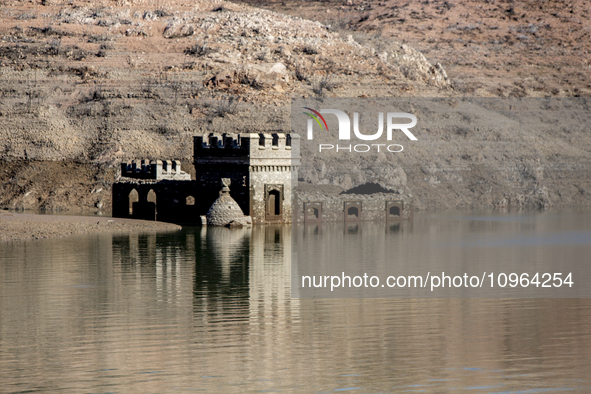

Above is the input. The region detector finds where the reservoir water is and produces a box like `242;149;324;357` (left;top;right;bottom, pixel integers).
1;210;590;393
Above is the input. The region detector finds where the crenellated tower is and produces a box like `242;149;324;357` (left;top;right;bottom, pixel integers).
193;132;300;224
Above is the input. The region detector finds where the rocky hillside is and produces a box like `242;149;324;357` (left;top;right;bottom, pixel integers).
0;0;589;212
231;0;591;98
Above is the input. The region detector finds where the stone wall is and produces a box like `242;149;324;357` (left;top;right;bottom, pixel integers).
249;165;296;224
294;191;413;223
193;132;300;224
121;159;190;181
114;132;302;224
113;180;206;224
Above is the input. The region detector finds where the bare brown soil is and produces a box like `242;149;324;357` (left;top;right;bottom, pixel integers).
0;0;450;212
0;211;181;241
231;0;591;97
0;0;589;214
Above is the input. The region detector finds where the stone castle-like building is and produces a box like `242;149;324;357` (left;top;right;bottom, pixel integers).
112;132;412;225
112;133;300;225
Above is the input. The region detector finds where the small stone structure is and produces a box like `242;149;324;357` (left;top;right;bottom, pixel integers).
206;179;253;227
295;191;412;223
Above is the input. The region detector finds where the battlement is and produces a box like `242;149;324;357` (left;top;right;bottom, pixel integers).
121;159;191;180
193;133;300;159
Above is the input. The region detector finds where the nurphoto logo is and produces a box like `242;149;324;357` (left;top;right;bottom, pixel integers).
302;106;418;153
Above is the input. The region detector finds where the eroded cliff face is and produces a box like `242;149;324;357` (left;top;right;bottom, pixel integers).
0;0;589;212
229;0;591;98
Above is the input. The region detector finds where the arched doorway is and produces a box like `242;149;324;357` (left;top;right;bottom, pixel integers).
264;184;284;221
267;190;281;217
146;189;157;220
129;189;139;216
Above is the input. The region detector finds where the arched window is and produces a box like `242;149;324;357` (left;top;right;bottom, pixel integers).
186;195;195;205
311;208;319;219
304;202;322;223
386;201;403;220
129;189;139;215
147;189;157;204
344;202;362;221
389;206;400;216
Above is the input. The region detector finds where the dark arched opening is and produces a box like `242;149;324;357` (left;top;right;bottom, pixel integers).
389;206;400;216
311;208;319;219
147;189;157;204
347;207;359;218
267;190;281;216
129;189;139;216
146;189;157;221
304;202;322;223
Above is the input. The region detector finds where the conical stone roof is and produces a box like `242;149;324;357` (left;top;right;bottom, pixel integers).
206;192;246;226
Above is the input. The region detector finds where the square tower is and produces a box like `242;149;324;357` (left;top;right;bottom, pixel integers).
193;132;300;224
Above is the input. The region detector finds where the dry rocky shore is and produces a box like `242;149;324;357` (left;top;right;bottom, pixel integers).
0;211;181;241
0;0;589;220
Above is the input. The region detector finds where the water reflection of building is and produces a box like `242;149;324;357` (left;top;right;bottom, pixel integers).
110;225;294;320
3;217;591;391
112;232;197;309
248;225;293;317
190;225;294;320
106;223;591;390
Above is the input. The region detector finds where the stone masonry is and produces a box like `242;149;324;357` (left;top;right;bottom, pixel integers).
112;132;412;225
112;132;300;225
193;132;300;224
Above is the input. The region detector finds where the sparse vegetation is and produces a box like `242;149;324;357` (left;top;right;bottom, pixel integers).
154;9;172;18
294;61;310;82
313;75;338;97
153;123;176;135
302;45;319;55
184;39;212;57
238;69;263;89
212;96;239;117
16;12;36;21
84;86;106;102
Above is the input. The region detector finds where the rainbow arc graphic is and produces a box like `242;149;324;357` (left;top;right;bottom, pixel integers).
303;107;329;132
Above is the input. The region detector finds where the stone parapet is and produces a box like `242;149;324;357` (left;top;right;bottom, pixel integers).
120;159;190;180
193;133;300;167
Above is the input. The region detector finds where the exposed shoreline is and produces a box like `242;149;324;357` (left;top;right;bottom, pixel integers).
0;212;182;242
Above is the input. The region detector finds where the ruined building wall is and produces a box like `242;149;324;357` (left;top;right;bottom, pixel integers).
112;131;417;226
294;192;413;223
112;180;202;224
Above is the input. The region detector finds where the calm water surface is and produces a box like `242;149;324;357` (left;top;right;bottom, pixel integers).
1;210;590;393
